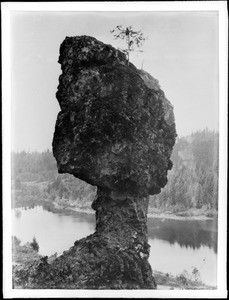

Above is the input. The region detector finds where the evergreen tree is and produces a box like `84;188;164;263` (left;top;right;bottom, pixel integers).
110;25;146;65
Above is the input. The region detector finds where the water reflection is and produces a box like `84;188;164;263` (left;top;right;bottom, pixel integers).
147;218;217;253
41;202;95;224
149;238;217;286
12;206;95;256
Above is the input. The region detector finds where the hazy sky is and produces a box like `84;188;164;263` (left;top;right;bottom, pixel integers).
11;11;219;151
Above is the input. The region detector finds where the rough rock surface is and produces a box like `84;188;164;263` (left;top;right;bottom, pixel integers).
53;35;176;197
13;36;176;289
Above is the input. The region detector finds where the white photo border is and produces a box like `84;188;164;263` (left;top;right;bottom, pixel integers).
2;1;228;298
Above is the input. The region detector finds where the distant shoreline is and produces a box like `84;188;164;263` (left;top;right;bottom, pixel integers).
13;198;217;221
51;201;217;221
147;212;217;221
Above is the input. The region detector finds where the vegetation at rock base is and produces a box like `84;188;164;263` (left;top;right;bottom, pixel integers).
12;129;219;216
12;236;42;266
154;270;215;290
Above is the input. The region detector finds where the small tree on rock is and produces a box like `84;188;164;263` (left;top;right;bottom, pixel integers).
110;25;146;65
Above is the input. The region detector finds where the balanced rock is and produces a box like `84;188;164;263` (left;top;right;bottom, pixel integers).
13;36;176;289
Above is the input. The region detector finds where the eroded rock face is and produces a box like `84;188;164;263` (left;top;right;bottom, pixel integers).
12;36;176;289
53;35;176;197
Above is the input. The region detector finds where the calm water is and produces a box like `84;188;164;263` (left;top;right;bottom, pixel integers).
12;206;217;286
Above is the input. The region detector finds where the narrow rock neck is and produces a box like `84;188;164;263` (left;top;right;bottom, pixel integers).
91;188;149;249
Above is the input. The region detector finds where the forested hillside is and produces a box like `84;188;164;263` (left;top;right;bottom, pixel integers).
150;129;219;212
11;149;96;210
12;129;219;213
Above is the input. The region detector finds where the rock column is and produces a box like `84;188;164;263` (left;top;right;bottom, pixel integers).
52;35;176;289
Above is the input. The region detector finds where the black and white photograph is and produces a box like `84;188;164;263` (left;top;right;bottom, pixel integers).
2;1;228;298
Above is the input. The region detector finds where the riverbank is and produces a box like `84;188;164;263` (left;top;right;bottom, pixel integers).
51;201;217;221
154;270;216;290
12;236;215;290
148;208;218;221
13;198;217;222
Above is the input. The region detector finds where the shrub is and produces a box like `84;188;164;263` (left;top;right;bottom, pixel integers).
30;236;39;252
12;236;21;247
176;270;189;286
192;267;201;282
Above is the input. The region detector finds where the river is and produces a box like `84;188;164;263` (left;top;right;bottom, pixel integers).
12;205;217;287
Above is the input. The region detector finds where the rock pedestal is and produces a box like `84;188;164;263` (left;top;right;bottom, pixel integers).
13;36;176;289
